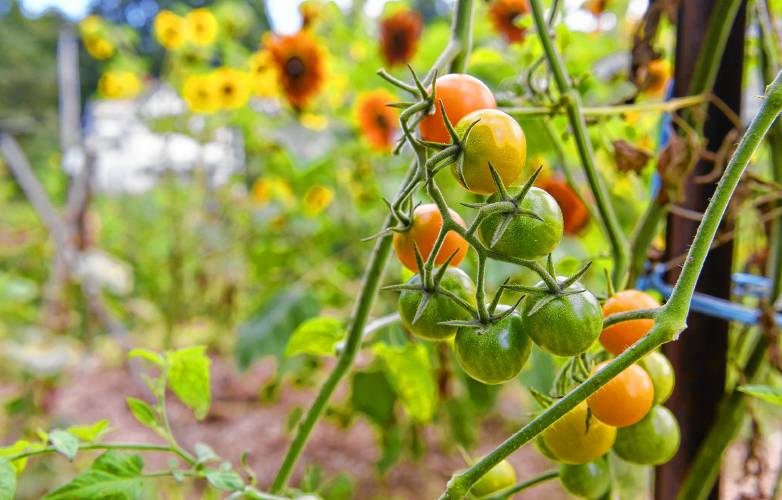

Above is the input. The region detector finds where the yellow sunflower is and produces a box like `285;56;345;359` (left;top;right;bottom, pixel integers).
266;31;327;110
83;35;115;60
186;8;218;47
154;10;187;50
98;71;142;100
488;0;529;44
182;73;219;113
644;59;671;96
79;14;103;36
248;50;279;97
355;89;399;151
303;185;334;216
212;67;251;110
251;177;294;208
379;9;423;67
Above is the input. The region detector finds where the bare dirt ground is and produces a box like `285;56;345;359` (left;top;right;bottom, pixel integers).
39;355;569;500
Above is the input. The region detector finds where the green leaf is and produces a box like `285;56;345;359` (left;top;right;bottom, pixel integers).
166;346;211;420
195;443;219;464
204;469;244;491
738;385;782;406
0;459;15;500
374;343;437;423
126;398;158;429
350;370;396;426
0;440;33;474
286;317;346;358
43;451;144;499
235;290;320;371
49;430;79;460
128;349;164;366
67;420;110;442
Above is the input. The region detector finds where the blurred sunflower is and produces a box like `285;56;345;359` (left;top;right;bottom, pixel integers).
98;71;142;100
303;185;334;216
213;67;252;110
355;89;399;151
266;31;327;110
182;74;219;113
584;0;608;17
378;9;422;67
538;176;590;235
79;14;102;36
248;50;279;97
154;10;187;50
299;1;321;30
488;0;529;44
251;177;294;208
83;35;115;60
643;59;671;96
215;1;253;38
186;8;219;47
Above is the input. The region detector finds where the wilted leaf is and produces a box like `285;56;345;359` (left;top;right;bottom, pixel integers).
43;451;143;500
613;139;651;173
235;290;320;371
374;343;437;423
0;459;15;500
166;346;211;420
350;370;397;426
286;316;346;357
657;130;699;203
49;430;79;460
738;385;782;406
126;398;157;429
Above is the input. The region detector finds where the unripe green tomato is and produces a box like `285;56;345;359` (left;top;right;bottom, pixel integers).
399;268;476;341
559;458;611;499
613;405;680;465
452;109;526;195
639;350;675;404
519;279;603;356
454;307;532;384
478;187;564;260
470;459;517;498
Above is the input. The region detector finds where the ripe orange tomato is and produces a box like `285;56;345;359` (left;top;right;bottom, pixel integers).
599;290;661;355
392;203;469;272
587;362;654;427
419;74;496;144
537;176;590;235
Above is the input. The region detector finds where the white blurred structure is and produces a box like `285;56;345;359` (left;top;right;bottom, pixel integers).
64;84;245;194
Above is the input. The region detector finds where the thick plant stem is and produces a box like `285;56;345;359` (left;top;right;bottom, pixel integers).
628;199;667;284
439;70;782;500
527;0;629;288
270;0;476;492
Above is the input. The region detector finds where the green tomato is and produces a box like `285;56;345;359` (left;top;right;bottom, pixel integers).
470;459;517;498
613;405;680;465
399;268;476;341
454;307;532;384
478;187;564;261
640;351;675;404
519;279;602;356
559;458;611;499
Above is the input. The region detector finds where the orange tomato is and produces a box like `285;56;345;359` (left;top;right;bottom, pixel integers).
392;204;469;272
538;176;589;235
419;74;496;144
587;362;654;427
599;290;661;354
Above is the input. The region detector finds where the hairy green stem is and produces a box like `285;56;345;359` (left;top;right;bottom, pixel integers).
527;0;629;288
602;307;660;328
8;442;181;462
502;95;708;118
439;69;782;500
270;0;477;492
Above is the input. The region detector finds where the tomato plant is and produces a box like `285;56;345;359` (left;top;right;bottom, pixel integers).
419;73;496;144
542;402;616;464
392;203;469;272
587;362;654;427
559;458;611;499
640;351;675;404
468;459;516;498
600;290;661;354
613;405;681;465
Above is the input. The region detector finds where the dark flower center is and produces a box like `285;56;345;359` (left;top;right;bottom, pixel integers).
285;56;306;78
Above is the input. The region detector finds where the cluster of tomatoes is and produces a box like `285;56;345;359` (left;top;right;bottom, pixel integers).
387;74;680;498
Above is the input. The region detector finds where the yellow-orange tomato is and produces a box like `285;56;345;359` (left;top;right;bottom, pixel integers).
419;74;496;144
392;204;469;272
538;176;590;235
600;290;661;354
588;362;654;427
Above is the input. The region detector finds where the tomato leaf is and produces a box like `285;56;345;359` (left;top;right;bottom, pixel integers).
0;459;16;500
286;316;345;357
350;370;397;426
204;469;244;491
126;397;158;429
49;430;79;460
738;385;782;406
0;440;36;474
67;420;111;443
374;343;437;423
166;346;211;420
128;348;164;366
42;451;144;499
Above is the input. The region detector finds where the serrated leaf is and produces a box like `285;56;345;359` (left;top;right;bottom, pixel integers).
350;370;396;426
43;451;144;500
49;430;79;460
235;290;320;371
195;443;219;464
0;459;15;500
285;317;346;358
204;469;244;491
67;420;110;443
738;385;782;406
126;398;158;429
166;346;211;420
374;343;437;423
128;348;164;366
